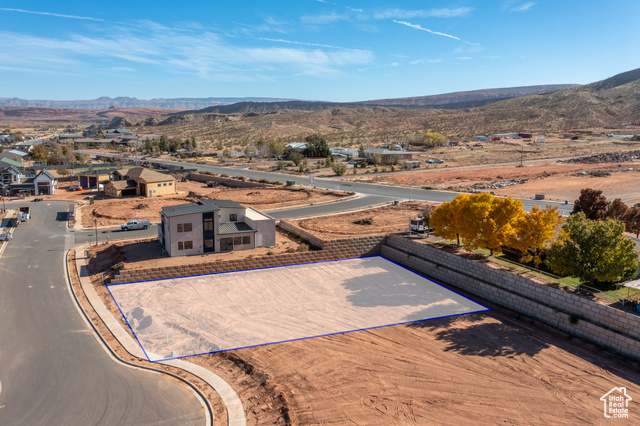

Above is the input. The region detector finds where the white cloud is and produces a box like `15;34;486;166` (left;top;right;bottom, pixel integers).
374;7;473;20
0;7;104;21
502;1;536;12
257;37;363;51
0;23;374;82
300;12;350;25
410;59;443;64
393;20;478;45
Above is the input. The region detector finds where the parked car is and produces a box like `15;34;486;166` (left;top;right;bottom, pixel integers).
120;219;151;231
425;159;434;164
32;197;43;202
348;160;359;164
433;159;445;163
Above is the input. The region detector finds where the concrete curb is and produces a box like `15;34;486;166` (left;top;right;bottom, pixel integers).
73;248;246;426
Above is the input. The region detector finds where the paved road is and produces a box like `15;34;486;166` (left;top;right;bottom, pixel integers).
77;151;575;214
0;200;206;426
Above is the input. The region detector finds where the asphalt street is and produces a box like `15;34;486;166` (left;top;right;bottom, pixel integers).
77;150;575;214
0;200;205;426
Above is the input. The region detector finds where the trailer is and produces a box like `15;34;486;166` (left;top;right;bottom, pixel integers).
17;206;31;222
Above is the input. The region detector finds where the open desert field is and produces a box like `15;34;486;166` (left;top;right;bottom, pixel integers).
346;159;640;205
291;201;434;239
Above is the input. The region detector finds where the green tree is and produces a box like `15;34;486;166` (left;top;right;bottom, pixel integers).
331;162;347;176
244;145;257;159
31;144;50;163
304;134;330;157
546;212;639;283
169;138;181;152
358;145;366;159
159;135;170;151
268;141;285;158
190;136;197;149
288;152;304;166
572;188;608;220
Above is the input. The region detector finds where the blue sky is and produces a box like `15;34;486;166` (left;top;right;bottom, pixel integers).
1;1;638;102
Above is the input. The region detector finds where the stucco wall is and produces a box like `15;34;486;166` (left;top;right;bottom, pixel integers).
167;212;203;256
381;234;640;361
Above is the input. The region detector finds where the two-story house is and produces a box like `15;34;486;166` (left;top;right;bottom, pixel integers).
158;199;276;257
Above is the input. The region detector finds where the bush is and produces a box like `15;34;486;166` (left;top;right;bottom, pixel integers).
331;162;347;176
111;261;124;270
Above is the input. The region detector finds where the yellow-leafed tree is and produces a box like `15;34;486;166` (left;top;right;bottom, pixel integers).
432;193;524;254
458;193;524;254
431;194;470;245
508;205;564;267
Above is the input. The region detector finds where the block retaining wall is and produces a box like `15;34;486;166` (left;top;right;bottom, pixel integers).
188;172;272;189
278;220;386;251
382;234;640;361
111;236;384;284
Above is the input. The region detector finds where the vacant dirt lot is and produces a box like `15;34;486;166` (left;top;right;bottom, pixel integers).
346;160;640;205
78;184;348;227
292;202;436;239
186;300;640;425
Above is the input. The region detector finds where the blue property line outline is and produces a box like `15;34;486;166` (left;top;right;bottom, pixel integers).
106;255;491;362
106;285;152;362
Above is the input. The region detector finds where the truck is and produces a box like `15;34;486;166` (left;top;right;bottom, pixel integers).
120;219;151;231
17;206;31;222
409;217;434;234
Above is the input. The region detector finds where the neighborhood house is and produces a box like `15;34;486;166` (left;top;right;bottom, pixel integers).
104;167;176;198
158;199;276;257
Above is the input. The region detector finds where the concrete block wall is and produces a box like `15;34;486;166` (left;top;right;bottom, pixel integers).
278;220;386;254
382;234;640;360
188;172;271;189
111;236;384;284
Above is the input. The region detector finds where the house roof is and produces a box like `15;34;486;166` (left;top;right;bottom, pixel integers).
218;222;256;235
7;149;28;157
125;167;174;183
35;169;55;180
0;158;25;168
161;199;244;218
78;168;116;176
286;142;307;149
107;179;138;190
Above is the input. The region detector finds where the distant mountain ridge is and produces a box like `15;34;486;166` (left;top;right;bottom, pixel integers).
0;84;578;112
0;96;297;110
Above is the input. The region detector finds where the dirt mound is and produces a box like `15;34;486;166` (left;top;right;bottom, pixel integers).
561;150;640;164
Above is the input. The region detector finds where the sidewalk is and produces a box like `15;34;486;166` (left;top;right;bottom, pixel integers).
0;210;15;258
74;250;246;426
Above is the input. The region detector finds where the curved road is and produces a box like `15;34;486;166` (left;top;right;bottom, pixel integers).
0;200;206;426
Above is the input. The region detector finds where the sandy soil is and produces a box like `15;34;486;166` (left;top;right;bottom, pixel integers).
493;170;640;205
78;184;348;227
292;202;436;239
346;160;640;205
107;257;486;360
191;304;640;425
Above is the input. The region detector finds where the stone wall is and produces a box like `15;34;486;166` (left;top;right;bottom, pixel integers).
382;234;640;360
278;220;386;252
111;236;384;284
188;172;271;189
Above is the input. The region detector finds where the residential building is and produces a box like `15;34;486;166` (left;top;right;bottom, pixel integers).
105;166;176;197
0;149;29;164
0;167;54;196
78;169;116;189
363;149;412;165
158;199;276;257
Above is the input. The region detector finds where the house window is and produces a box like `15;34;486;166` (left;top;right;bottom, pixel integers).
204;218;213;231
242;236;250;245
169;182;173;186
184;241;193;250
234;237;242;245
230;214;238;222
163;183;167;186
178;241;184;250
204;239;214;248
177;223;192;232
158;183;162;187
